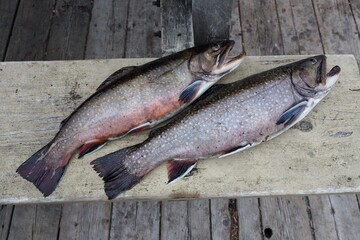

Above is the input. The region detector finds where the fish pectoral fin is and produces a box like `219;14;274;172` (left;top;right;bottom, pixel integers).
276;101;308;127
78;139;107;158
179;80;213;104
219;143;251;158
97;66;138;91
167;159;197;184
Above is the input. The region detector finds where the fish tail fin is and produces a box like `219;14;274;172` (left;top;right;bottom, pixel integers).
91;145;144;200
16;142;69;197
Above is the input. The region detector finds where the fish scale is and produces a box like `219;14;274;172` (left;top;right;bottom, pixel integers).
92;55;341;200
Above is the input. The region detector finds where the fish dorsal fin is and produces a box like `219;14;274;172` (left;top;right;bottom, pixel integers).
219;143;251;158
179;80;214;104
167;159;197;184
276;100;308;127
97;66;137;91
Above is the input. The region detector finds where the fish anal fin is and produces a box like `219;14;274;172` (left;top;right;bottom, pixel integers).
179;80;213;104
97;66;137;91
276;101;308;127
219;143;251;158
78;139;107;158
167;159;197;184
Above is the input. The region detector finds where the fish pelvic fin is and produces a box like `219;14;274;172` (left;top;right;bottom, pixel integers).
16;143;69;197
78;139;107;158
91;145;143;200
167;159;197;184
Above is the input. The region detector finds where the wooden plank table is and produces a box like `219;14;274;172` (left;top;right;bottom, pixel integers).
0;54;359;204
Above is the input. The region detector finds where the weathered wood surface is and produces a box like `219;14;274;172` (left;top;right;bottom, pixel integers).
0;54;358;204
0;0;19;60
110;201;160;240
192;0;234;45
5;0;56;61
237;198;262;240
161;0;193;55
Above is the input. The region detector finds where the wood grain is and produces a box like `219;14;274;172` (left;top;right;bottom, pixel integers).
161;0;193;55
0;55;358;204
86;0;130;59
237;198;262;240
239;0;283;55
0;0;19;60
5;0;56;61
58;202;111;240
260;197;313;239
0;205;13;240
329;195;360;239
313;0;360;64
210;199;231;240
308;195;338;240
276;0;323;54
192;0;234;45
189;200;211;239
161;201;189;239
125;0;161;57
45;0;93;60
109;201;160;240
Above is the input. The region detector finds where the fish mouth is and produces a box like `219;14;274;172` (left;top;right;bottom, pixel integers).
317;65;341;92
324;65;341;88
217;42;246;73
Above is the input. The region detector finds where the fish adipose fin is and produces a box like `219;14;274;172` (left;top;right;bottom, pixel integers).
91;145;142;200
78;139;107;158
167;160;197;184
97;66;137;91
276;101;308;127
179;80;213;104
16;143;68;197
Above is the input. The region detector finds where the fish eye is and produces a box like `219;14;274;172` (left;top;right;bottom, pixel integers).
309;58;317;64
212;43;221;51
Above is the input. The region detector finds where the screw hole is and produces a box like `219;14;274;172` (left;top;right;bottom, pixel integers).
264;227;273;238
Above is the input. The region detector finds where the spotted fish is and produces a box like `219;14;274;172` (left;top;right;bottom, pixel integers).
91;55;341;199
17;40;245;196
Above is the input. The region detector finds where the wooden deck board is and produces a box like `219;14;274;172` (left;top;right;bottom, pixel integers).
1;0;360;239
0;0;19;60
5;0;56;61
237;198;262;240
160;0;193;55
313;0;360;65
85;0;129;59
125;0;161;57
0;205;13;240
58;202;110;240
188;200;211;239
260;197;314;239
308;195;339;240
0;54;359;204
45;0;93;60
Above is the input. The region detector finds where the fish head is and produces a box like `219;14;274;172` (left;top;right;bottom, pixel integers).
291;55;341;98
189;40;246;82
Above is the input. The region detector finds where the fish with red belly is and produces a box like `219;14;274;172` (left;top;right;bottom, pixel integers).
91;55;341;199
17;40;245;196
